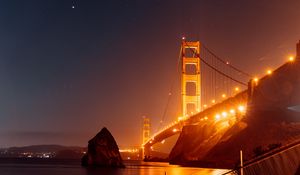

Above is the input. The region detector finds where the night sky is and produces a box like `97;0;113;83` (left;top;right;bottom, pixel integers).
1;0;300;147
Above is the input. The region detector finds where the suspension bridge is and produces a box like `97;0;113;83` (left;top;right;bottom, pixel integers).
142;39;257;157
122;39;300;173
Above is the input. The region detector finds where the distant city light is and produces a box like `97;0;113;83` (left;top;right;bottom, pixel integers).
235;87;240;92
222;94;226;98
289;56;295;62
119;149;139;153
267;69;272;75
212;99;216;104
172;128;178;132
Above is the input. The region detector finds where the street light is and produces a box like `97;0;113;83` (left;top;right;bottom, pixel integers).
238;105;245;112
222;111;227;118
235;87;240;92
289;56;295;62
215;114;221;120
230;109;235;114
222;94;226;98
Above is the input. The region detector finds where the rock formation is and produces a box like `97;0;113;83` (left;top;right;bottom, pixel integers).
81;127;124;168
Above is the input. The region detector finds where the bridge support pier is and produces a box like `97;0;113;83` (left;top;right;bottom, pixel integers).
143;145;151;160
248;79;258;103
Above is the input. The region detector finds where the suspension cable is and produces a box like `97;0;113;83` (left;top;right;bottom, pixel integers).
156;46;182;132
202;44;252;78
200;56;247;86
156;40;249;133
184;41;248;86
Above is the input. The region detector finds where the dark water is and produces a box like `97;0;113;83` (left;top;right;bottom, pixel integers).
0;159;230;175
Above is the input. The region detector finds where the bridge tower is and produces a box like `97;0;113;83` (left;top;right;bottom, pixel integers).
181;40;201;117
142;116;151;159
142;116;150;145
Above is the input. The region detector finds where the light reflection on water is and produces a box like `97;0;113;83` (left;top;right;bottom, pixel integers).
0;160;230;175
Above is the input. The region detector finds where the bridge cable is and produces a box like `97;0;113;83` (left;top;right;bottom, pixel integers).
156;41;248;135
202;44;253;78
200;57;247;86
156;46;182;132
184;41;248;86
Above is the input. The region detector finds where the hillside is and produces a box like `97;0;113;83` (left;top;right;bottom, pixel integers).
0;145;86;159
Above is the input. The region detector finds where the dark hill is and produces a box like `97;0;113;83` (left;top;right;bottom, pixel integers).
7;145;85;153
0;145;86;159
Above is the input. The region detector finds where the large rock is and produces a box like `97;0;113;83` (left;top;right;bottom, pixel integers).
81;127;124;168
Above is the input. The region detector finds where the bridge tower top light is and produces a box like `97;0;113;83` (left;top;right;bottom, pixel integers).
181;40;201;117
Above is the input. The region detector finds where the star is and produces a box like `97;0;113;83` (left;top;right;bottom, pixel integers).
72;6;75;9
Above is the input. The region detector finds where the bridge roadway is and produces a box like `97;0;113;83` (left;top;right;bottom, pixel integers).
143;90;249;150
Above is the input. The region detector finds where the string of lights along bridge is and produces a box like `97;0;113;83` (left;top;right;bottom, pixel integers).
141;38;297;157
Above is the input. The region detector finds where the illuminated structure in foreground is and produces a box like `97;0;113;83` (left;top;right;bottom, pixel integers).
142;39;250;157
181;41;201;116
141;39;300;160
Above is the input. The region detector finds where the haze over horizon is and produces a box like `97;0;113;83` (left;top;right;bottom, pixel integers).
1;0;300;148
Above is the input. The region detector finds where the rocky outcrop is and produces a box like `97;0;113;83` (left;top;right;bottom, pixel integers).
169;51;300;168
81;127;124;168
169;120;234;167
